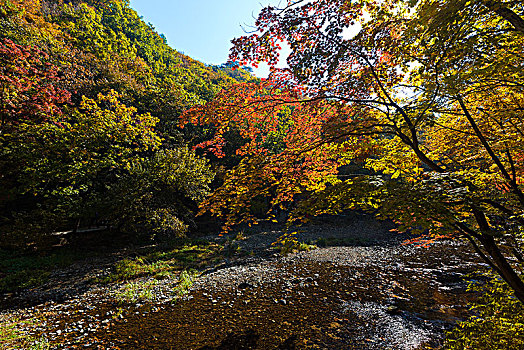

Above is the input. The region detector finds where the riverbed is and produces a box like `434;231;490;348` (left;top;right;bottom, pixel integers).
1;214;484;349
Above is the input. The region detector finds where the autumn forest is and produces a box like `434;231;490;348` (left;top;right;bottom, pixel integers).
1;0;524;349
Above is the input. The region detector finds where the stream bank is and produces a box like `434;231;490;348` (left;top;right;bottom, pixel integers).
1;213;484;349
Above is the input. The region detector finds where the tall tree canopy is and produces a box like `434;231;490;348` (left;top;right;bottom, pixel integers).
183;0;524;302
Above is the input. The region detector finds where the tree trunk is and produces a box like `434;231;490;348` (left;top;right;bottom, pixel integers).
480;233;524;303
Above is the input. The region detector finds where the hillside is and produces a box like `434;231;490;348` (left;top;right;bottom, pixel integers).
0;0;255;247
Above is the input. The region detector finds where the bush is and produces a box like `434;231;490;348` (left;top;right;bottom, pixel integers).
445;273;524;349
273;232;316;255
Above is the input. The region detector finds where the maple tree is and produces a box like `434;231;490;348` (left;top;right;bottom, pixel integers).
183;0;524;302
0;38;70;130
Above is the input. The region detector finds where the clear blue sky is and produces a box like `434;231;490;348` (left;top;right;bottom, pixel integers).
129;0;278;76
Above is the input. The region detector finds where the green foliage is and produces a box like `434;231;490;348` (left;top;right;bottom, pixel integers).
0;316;49;350
0;0;253;247
101;147;214;237
114;279;158;304
44;0;255;119
172;269;198;299
0;0;62;46
445;274;524;349
0;90;177;243
10;90;161;198
192;0;524;305
113;268;198;304
99;242;221;283
0;249;77;292
103;258;171;283
273;232;316;255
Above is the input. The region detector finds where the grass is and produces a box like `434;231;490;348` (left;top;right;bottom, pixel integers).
0;316;50;350
114;280;159;304
0;237;225;296
99;241;223;284
0;249;81;293
114;269;199;304
0;237;235;308
106;240;217;304
172;269;198;298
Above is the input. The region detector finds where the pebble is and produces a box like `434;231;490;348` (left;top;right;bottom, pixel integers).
0;217;483;350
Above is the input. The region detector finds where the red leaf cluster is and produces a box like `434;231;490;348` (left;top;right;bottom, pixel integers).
0;39;71;129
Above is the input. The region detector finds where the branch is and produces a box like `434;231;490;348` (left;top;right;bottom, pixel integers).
457;96;524;206
458;225;504;275
483;0;524;34
506;144;517;183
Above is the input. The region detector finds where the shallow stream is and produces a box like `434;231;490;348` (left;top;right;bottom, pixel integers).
45;242;481;349
2;215;484;349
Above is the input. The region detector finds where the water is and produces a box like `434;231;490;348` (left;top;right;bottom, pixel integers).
47;241;481;349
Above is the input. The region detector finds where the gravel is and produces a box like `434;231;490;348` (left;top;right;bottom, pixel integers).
1;212;483;349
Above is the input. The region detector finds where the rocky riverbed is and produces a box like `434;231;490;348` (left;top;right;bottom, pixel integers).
0;213;484;349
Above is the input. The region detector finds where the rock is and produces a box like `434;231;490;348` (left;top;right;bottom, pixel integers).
386;305;401;315
238;282;255;290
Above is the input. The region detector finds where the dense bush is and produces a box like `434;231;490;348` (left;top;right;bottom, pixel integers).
445;273;524;349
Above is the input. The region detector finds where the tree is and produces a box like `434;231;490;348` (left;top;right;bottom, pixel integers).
1;90;213;245
102;147;214;237
0;0;249;247
183;0;524;302
0;38;70;131
181;81;356;227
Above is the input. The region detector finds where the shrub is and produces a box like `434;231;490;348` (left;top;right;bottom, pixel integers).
273;232;316;255
114;280;158;304
445;274;524;349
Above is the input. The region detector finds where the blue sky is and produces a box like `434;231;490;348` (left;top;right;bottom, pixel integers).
129;0;280;77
